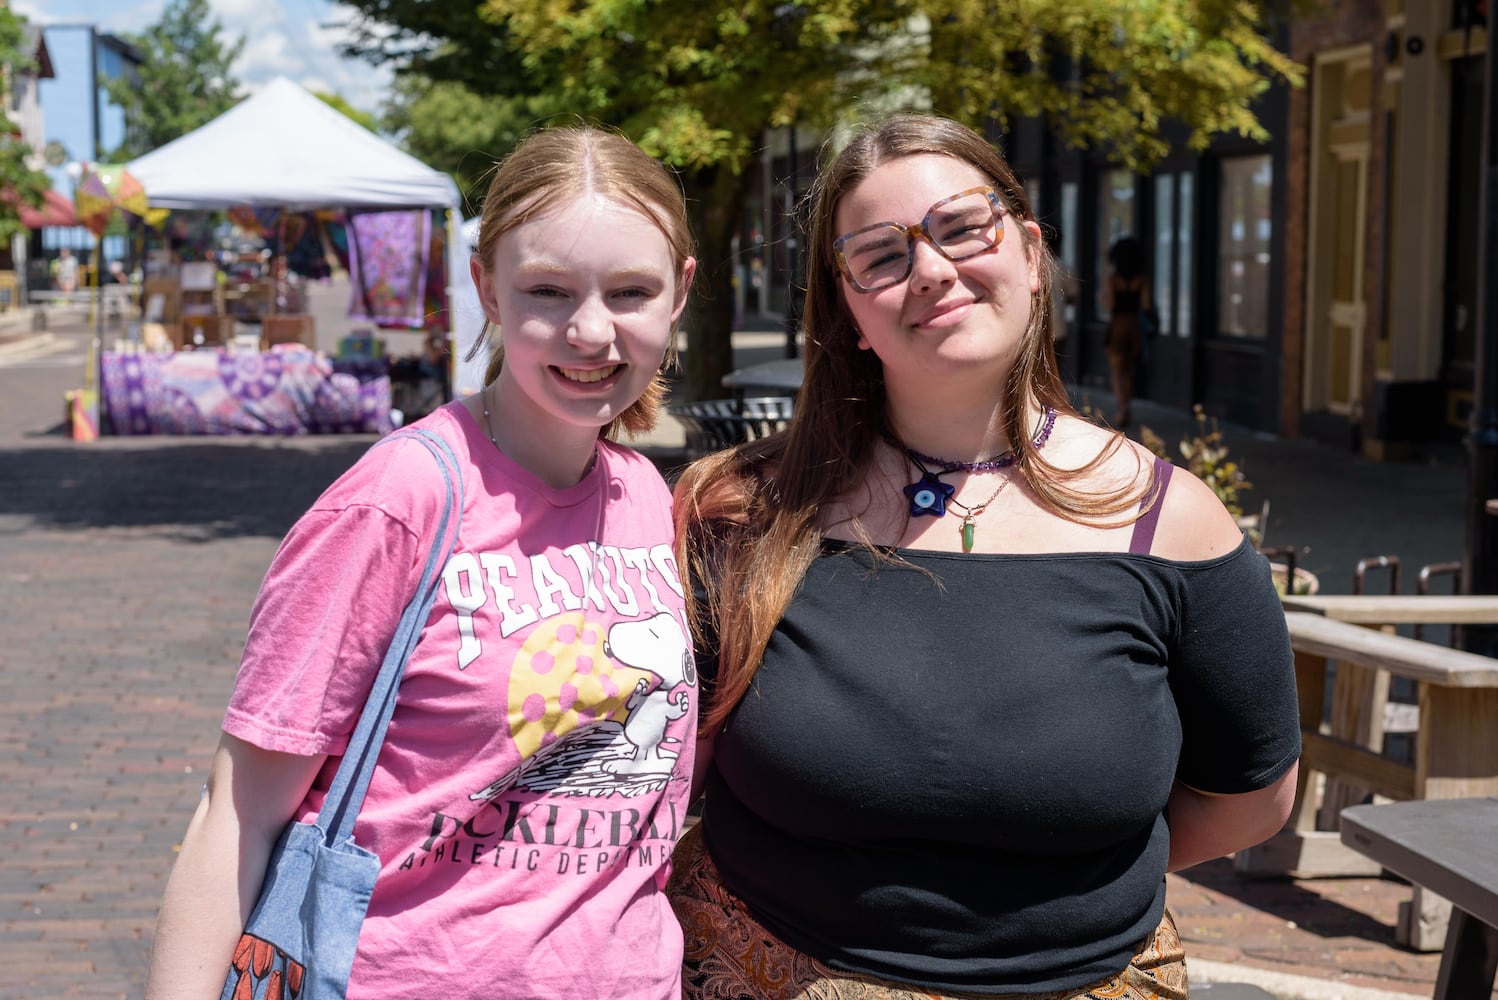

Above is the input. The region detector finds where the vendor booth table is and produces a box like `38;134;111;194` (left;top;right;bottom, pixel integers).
100;346;392;436
103;76;462;439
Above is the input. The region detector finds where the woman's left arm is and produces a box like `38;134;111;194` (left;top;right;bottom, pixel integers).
1147;463;1302;873
1165;768;1297;872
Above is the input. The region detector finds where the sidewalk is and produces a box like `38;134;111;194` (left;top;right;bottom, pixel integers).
0;316;1487;997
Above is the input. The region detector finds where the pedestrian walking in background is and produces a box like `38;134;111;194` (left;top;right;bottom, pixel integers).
144;125;698;999
669;113;1300;1000
1103;234;1151;427
268;253;305;314
50;247;79;293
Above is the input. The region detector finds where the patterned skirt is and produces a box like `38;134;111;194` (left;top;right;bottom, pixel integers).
667;824;1189;1000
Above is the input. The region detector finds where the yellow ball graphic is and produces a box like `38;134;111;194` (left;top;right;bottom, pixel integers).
508;611;649;760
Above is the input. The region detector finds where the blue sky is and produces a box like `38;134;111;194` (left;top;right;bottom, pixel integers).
13;0;395;115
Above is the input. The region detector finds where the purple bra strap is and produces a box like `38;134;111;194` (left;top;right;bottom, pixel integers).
1129;457;1175;555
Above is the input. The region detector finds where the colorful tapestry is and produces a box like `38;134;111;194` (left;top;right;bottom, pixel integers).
346;209;431;330
100;346;393;436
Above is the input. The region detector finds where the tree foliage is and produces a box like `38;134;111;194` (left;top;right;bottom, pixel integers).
313;90;379;133
0;8;52;243
336;0;1301;399
103;0;245;161
378;74;534;213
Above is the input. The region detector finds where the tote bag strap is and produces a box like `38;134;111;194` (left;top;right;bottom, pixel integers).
317;427;464;846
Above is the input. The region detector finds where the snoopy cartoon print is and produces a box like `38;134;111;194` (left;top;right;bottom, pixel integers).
468;611;695;801
604;612;694;774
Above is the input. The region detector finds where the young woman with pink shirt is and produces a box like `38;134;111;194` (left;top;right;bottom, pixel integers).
145;126;698;999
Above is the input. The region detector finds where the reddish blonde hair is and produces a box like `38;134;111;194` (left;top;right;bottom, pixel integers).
472;125;694;438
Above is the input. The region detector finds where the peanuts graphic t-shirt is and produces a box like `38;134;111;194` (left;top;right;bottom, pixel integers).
225;402;695;999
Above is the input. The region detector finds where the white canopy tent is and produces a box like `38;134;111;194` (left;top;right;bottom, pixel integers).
450;216;487;399
126;76;460;211
123;77;466;414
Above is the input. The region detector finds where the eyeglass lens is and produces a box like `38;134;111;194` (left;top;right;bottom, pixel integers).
838;190;1001;291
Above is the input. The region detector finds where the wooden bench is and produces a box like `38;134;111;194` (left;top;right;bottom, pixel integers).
1341;798;1498;999
1236;608;1498;950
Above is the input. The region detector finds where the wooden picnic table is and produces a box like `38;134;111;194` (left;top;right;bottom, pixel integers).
1281;594;1498;625
1341;798;1498;1000
1236;605;1498;950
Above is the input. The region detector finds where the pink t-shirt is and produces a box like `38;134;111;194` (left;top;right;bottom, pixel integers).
225;402;695;999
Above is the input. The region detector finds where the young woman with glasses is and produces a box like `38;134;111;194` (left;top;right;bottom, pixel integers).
669;113;1300;999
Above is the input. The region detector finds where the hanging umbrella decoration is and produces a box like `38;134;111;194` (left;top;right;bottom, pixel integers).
74;163;149;235
69;163;150;441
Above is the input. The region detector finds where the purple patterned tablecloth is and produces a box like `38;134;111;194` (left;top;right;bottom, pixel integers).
101;346;393;436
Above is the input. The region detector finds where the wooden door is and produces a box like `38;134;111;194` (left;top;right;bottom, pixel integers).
1304;51;1372;418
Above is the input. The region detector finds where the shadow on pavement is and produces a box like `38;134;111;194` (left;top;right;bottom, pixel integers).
1179;857;1402;944
0;437;375;539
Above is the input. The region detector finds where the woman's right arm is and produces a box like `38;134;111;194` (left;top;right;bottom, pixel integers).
144;733;326;1000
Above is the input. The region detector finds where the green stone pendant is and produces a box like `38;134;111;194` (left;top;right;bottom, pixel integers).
960;517;976;553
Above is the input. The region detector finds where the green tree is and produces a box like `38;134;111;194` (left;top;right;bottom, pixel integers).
103;0;245;161
0;9;52;244
313;90;379;133
338;0;1300;400
378;74;534;212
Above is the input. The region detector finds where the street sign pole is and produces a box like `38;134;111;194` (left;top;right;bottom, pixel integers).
1465;40;1498;654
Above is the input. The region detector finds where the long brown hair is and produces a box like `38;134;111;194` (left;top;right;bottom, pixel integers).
471;125;695;439
675;114;1138;732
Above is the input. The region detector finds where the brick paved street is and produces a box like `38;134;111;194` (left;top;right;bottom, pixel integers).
0;313;377;995
0;306;1492;998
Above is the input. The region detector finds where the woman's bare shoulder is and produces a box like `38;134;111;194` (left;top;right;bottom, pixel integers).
1150;463;1246;561
1039;417;1242;558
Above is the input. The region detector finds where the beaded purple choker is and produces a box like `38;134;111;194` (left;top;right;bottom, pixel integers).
899;406;1058;552
902;406;1057;472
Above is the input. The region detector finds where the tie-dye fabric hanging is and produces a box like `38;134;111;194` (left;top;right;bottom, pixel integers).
346;209;431;330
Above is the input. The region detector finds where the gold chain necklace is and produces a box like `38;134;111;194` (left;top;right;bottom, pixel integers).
481;382;599;476
944;474;1012;552
480;383;501;450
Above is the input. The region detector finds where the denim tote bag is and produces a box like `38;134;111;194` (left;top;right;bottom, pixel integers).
220;428;463;1000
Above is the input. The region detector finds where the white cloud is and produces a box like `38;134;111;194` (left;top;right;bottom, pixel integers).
16;0;394;115
212;0;278;24
14;0;162;31
235;30;301;77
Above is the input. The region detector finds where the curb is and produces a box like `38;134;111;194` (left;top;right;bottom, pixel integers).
1191;959;1424;1000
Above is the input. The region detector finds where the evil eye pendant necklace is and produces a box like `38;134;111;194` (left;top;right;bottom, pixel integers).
903;462;1011;553
897;406;1057;553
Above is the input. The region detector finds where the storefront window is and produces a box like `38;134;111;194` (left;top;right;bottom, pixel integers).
1060;180;1079;325
1452;0;1485;30
1154;174;1175;336
1177;173;1194;337
1095;170;1136;318
1217;155;1272;339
